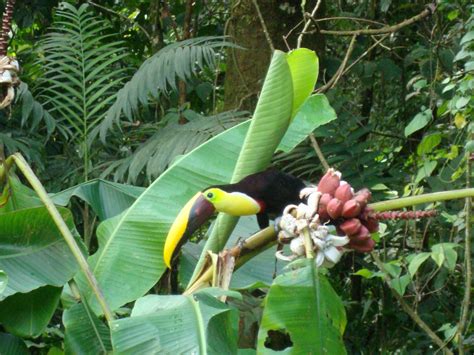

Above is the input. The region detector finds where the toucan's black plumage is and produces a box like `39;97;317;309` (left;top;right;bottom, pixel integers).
163;168;305;268
211;168;306;228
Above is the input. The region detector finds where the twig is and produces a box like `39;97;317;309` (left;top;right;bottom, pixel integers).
10;153;114;322
162;0;182;41
283;19;304;50
309;133;329;171
296;0;322;48
372;252;453;354
306;5;435;36
313;33;390;94
458;149;472;353
87;1;152;43
311;16;386;27
339;34;390;78
316;34;357;93
251;0;274;52
178;0;194;122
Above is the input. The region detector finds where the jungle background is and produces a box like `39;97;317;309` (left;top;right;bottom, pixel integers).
0;0;473;353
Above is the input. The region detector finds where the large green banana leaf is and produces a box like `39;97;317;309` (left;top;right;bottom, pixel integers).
278;94;337;153
257;260;347;354
78;49;329;314
63;302;113;354
0;286;61;338
0;175;42;213
52;179;145;220
110;289;239;354
76;121;249;314
0;271;6;296
0;333;28;355
0;207;80;299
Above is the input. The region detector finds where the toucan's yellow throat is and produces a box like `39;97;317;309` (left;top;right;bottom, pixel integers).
163;192;215;268
201;188;261;216
163;188;262;268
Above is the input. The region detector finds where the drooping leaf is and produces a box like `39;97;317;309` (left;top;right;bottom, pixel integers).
0;286;61;338
63;303;112;354
101;36;236;140
278;94;337;153
389;274;411;296
408;252;431;277
0;333;28;355
110;289;238;354
431;243;459;271
116;110;248;183
415;160;437;183
0;207;80;299
257;260;346;353
52;179;145;220
404;109;432;137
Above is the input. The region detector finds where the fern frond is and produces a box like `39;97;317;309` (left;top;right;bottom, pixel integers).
15;83;56;137
103;110;249;183
32;2;129;148
100;36;237;141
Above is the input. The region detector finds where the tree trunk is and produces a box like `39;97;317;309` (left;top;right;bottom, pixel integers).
224;0;325;111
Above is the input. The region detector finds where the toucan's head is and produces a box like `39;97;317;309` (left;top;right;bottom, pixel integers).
163;187;263;268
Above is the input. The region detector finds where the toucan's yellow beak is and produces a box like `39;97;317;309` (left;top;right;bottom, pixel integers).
163;192;215;268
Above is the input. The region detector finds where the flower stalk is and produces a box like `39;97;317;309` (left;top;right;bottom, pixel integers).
7;153;114;322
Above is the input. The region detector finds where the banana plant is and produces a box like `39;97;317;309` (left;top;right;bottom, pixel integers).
74;48;332;314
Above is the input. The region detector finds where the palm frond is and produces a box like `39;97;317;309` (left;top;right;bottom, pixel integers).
32;2;129;147
15;82;56;138
100;36;237;141
102;110;249;183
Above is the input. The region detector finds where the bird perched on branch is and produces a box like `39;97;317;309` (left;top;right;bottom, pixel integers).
163;168;305;268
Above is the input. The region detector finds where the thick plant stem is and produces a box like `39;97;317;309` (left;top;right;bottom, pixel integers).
372;252;453;355
458;154;472;354
186;188;474;294
369;189;474;212
302;227;315;258
11;153;114;322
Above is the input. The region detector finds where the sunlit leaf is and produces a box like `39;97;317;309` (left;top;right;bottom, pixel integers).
257;260;346;353
404;109;432;137
389;274;411;296
408;252;431;277
110;289;238;354
278;94;337;153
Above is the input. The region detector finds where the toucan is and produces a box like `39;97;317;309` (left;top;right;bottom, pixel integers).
163;169;305;268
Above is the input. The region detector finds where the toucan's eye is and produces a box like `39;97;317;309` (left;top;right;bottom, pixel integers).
207;192;214;199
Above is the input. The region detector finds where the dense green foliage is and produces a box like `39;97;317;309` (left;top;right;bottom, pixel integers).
0;0;473;353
